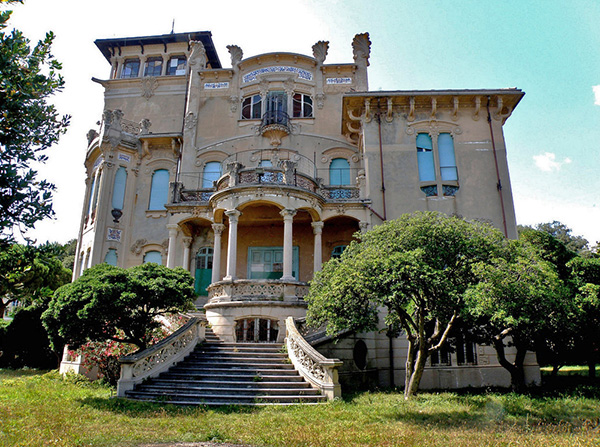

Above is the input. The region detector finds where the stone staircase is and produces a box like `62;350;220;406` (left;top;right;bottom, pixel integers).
124;328;327;405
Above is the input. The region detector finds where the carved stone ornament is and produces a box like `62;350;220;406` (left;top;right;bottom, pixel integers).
227;45;243;67
229;96;238;113
189;40;207;69
141;77;158;100
140;118;151;135
131;239;148;255
184;112;197;130
352;33;371;67
86;129;99;146
312;40;329;64
315;93;325;109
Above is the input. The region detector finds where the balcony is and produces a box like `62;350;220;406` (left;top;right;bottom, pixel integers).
207;279;309;304
170;149;363;205
259;110;290;147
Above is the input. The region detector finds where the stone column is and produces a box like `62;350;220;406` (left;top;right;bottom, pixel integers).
311;221;324;273
166;224;179;268
211;223;225;283
182;237;193;272
224;210;241;281
280;209;297;281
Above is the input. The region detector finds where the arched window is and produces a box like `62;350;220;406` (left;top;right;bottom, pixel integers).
202;162;222;188
86;175;97;217
293;93;313;118
416;133;435;182
104;249;117;266
329;158;350;186
143;251;162;265
112;167;127;210
148;169;169;210
438;133;458;181
241;94;262;119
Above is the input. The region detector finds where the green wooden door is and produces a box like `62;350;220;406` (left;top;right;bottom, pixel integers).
195;247;213;296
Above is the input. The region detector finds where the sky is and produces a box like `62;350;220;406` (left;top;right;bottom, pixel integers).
6;0;600;246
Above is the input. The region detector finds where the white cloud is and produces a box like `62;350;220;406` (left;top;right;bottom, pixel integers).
594;85;600;105
533;152;571;172
514;196;600;245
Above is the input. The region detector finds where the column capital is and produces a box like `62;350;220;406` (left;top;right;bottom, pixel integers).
225;209;241;223
359;221;369;233
212;223;226;235
311;221;324;234
280;208;297;220
182;236;193;247
166;223;179;233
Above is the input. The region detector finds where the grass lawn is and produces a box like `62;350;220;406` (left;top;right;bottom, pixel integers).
1;369;599;447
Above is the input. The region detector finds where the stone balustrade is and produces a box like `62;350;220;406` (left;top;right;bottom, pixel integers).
117;317;205;396
285;316;342;400
208;279;309;304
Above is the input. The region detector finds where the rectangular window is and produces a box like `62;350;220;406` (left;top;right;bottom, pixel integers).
144;57;163;77
167;56;186;75
455;333;478;365
247;246;299;280
121;59;140;78
430;346;452;366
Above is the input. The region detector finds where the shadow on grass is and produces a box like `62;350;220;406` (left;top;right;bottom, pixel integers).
80;395;262;417
0;368;51;380
339;382;600;429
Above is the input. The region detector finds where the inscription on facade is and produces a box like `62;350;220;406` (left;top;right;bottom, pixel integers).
204;82;230;89
326;77;352;85
243;66;313;83
118;153;131;163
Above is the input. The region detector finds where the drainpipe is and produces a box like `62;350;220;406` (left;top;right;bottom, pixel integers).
486;97;508;238
376;109;387;221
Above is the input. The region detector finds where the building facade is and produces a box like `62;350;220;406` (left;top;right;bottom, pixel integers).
73;31;539;388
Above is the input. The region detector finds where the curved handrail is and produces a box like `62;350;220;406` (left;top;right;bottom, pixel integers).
116;317;205;396
285;316;342;400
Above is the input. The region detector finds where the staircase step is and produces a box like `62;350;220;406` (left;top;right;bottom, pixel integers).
138;385;322;396
124;331;325;406
125;390;327;404
151;378;310;387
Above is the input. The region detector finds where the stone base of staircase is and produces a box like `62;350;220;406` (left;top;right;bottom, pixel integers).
124;328;327;405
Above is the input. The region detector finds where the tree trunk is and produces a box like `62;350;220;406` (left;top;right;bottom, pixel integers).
492;335;526;392
405;346;428;399
588;360;596;378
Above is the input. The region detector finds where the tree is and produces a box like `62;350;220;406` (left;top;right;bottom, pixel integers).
306;212;506;399
42;263;196;351
463;240;569;390
567;256;600;377
0;242;72;318
530;221;592;257
0;4;70;244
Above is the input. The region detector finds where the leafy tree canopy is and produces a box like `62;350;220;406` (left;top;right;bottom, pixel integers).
464;240;569;389
306;211;506;398
0;4;70;244
42;263;196;351
0;242;72;317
